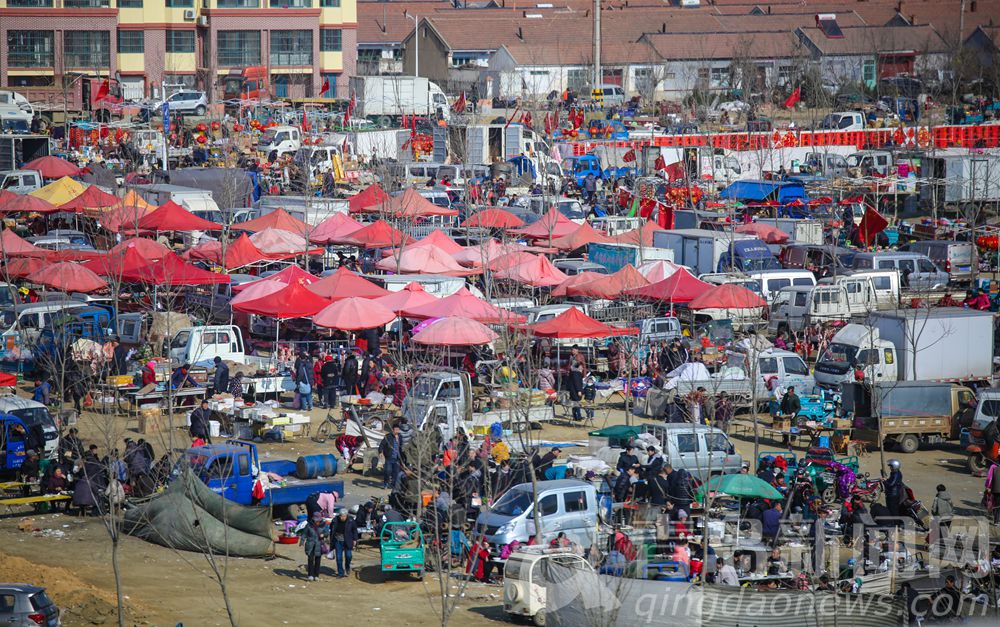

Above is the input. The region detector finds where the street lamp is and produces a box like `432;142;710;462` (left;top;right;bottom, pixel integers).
404;11;418;79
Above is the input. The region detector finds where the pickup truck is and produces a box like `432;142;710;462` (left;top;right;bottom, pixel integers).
168;325;292;396
181;440;343;507
401;370;553;439
0;169;42;194
1;412;42;477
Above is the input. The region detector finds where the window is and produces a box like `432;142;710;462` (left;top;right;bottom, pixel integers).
166;30;195;53
320;29;342;52
118;30;144;54
7;31;54;68
793;277;813;286
270;30;312;66
863;59;876;84
777;65;792;85
563;491;587;513
918;259;936;272
567;68;588;92
6;0;52;5
217;30;261;66
530;494;558;518
783;357;809;376
237;454;249;476
816;290;841;305
759;357;778;374
269;0;311;6
898;259;915;275
217;0;258;6
166;0;193;6
710;67;729;87
705;433;732;453
793;291;808;307
676;433;699;453
118;0;142;6
64;31;110;68
769;278;791;293
0;595;14;614
320;0;340;5
65;0;109;5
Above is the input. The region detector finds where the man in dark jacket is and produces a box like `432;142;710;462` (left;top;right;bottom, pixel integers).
649;467;672;506
190;400;213;443
296;353;313;410
111;338;129;376
669;467;693;510
329;508;359;577
884;459;904;517
531;447;560;481
378;424;404;490
320;355;340;409
780;386;801;417
761;501;783;544
342;352;359;396
212;356;230;396
616;445;639;473
643;446;664;481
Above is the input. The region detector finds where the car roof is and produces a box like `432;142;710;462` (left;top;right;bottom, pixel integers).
512;479;592;491
0;396;46;410
0;583;44;593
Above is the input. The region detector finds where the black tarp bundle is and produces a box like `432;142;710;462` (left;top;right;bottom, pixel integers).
123;469;274;558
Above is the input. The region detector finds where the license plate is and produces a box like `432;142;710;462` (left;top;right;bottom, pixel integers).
958;266;970;272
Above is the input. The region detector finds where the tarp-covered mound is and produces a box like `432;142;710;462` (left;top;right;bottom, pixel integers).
123;469;274;557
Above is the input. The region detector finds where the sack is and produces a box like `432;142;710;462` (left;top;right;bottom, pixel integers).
299;382;312;395
320;541;329;555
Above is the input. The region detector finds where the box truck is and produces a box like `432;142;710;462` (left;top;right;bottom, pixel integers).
652;229;779;274
349;76;449;122
814;308;994;389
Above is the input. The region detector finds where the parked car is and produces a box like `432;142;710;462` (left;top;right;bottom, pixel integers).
899;240;975;285
0;583;60;626
160;90;208;116
851;251;948;290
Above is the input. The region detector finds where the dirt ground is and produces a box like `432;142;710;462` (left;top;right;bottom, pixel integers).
2;392;996;626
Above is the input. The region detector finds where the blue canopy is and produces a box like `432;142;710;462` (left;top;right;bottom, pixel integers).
719;180;807;204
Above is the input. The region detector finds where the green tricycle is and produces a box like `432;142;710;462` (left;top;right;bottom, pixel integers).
759;448;859;504
380;521;425;579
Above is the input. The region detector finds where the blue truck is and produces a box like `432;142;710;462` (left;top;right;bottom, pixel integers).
180;440;343;507
1;413;36;477
563;154;636;187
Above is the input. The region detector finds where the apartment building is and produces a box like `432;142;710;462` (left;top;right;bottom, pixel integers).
0;0;357;101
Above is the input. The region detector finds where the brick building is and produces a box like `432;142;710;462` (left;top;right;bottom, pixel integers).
0;0;358;101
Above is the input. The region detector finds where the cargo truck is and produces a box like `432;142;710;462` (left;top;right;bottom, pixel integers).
0;134;50;172
587;242;674;274
652;229;779;274
814;308;995;389
349;76;449;122
920;153;1000;204
12;76;124;124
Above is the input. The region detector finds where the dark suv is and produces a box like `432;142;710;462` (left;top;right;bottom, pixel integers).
0;584;60;626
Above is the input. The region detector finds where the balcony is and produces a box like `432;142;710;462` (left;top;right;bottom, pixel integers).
6;0;112;6
6;0;54;6
357;59;402;76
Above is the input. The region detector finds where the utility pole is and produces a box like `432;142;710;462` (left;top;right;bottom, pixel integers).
592;0;601;90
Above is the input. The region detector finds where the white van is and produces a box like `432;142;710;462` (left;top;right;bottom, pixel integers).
257;125;301;157
747;269;817;303
504;548;593;627
1;302;86;344
594;423;743;481
594;84;626;106
0;396;59;460
477;479;599;550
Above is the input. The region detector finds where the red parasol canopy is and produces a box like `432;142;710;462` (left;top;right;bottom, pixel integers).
402;287;525;324
27;261;108;293
375;245;477;276
624;267;712;304
487;250;538;273
0;229;48;257
528;307;636;338
636;259;683;283
235;208;311;235
48;249;105;263
306;266;389;300
2;256;46;278
411;316;498;346
0;190;15;205
687;283;766;310
310;212;363;245
379;188;460;218
234;280;330;319
453;240;519;268
23;155;82;179
616;220;664;246
342;220;412;249
569;264;649;299
493;254;568;287
0;194;58;215
550;271;607;298
313;297;396;331
734;222;790;244
138;200;221;231
92;250;230;285
185;233;269;269
108;237;171;262
510;207;579;241
348;184;390;214
550;221;613;251
231;265;318;293
58;185;119;213
100;203;156;233
461;208;525;229
373;282;438;314
838;195;864;205
412;229;464;255
249;227;323;258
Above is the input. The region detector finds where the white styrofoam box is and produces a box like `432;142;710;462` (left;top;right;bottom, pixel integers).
282;423;302;434
209;420;221;438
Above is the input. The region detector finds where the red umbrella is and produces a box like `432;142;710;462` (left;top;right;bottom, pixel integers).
411;316;498;346
838;195;864;205
0;194;58;214
137;200;221;231
550;221;613;252
23;156;82;179
569;265;649;299
373;282;438;314
511;207;579;241
376;246;477;276
231;265;318;293
624;267;712;304
342;219;412;249
0;229;48;257
550;271;607;298
402;287;525;324
528;307;636;338
313;297;396;331
784;199;806;208
461;208;525;229
27;261;108;293
48;249;105;262
58;185;119;212
687;283;766;310
236;207;311;235
734;222;790;244
809;196;833;206
307;266;389;300
108;237;172;261
493;254;568;287
386;188;459;218
310;212;363;245
616;221;664;247
0;190;15;205
233;280;330;319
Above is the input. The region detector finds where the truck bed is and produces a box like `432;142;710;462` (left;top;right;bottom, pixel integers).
262;477;344;507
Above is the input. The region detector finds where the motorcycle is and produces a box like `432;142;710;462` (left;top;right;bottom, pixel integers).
965;429;999;474
850;473;884;503
901;486;930;532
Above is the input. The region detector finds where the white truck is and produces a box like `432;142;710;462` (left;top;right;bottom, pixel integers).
257;125;302;158
167;325;293;396
819;111;866;132
463;123;547;165
401;370;553;439
769;274;892;333
814;308;995;389
586;242;674;274
920;153;1000;204
0;169;42;193
349;76;449;122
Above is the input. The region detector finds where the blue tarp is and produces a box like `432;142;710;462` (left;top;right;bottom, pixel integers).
719;180;808;204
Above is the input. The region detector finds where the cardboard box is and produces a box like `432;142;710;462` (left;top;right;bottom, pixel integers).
138;408;164;434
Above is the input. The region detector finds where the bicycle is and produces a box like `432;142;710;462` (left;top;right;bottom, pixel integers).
311;407;343;443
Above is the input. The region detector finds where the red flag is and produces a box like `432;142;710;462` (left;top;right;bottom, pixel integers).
784;86;801;109
452;92;467;113
320;78;330;96
301;108;310;132
544;111;555;135
664;162;685;182
653;154;666;172
523;111;533;129
637;197;657;219
857;206;888;245
344;90;355;126
623;148;636;163
94;79;110;103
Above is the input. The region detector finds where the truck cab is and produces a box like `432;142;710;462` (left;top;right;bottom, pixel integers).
0;413;34;475
846;150;893;176
770;279;880;333
0;169;42;194
803;152;849;178
0;397;58;460
220;66;269;102
169;324;251;366
257;125;301;157
402;371;474;440
631;316;682;345
814;324;897;389
819;111;865;131
717;239;781;273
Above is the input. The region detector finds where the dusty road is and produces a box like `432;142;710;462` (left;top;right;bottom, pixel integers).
2;396;995;626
